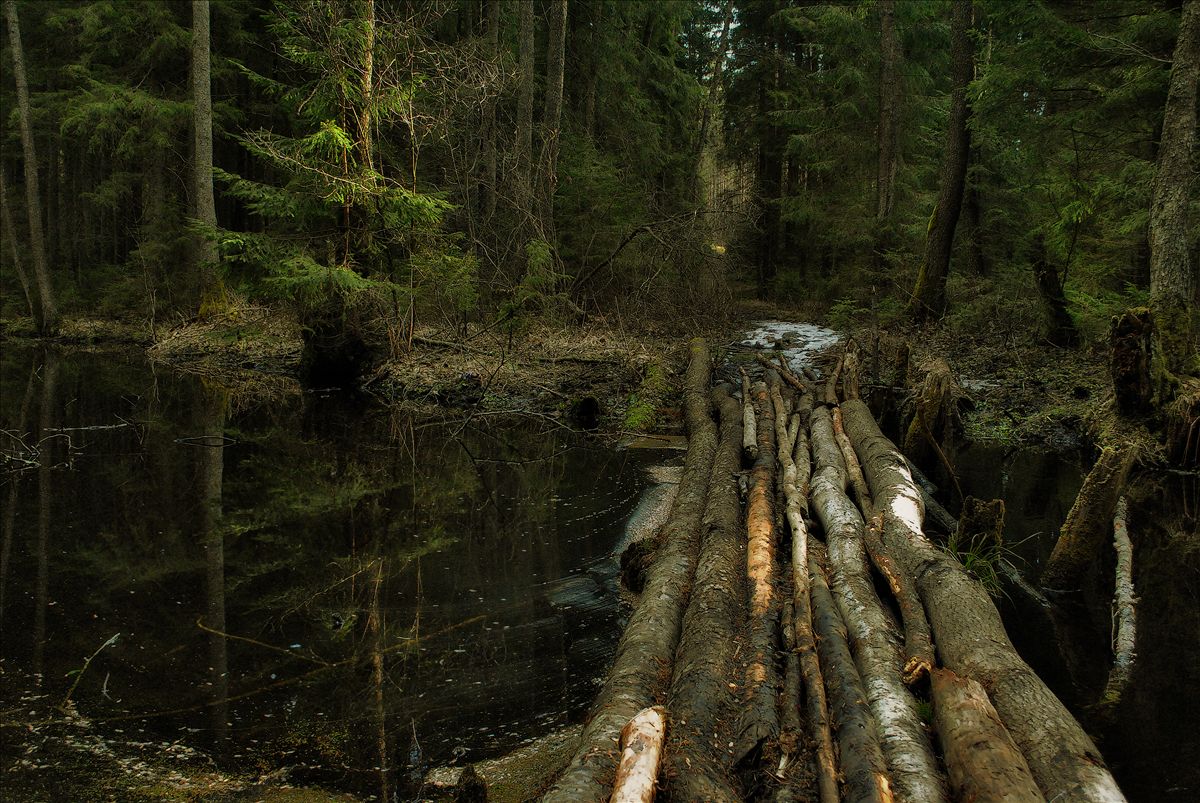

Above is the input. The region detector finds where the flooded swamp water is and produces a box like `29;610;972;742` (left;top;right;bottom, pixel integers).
0;345;680;800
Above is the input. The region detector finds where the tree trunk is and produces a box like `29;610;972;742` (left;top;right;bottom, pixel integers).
357;0;375;171
1148;0;1199;401
841;399;1127;802
810;408;946;803
663;384;744;802
515;0;536;233
482;0;500;220
1032;236;1080;348
696;1;734;158
539;0;568;244
545;340;717;803
191;0;221;311
930;669;1045;803
0;169;34;317
4;0;57;334
908;0;973;323
1041;446;1136;592
1096;497;1136;715
876;0;900;223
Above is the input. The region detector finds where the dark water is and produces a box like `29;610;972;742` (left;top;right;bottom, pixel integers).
0;346;666;800
953;444;1200;803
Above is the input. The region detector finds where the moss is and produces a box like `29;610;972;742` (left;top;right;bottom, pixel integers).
623;359;668;431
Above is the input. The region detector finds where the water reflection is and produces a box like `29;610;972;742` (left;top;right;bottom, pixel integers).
0;345;659;799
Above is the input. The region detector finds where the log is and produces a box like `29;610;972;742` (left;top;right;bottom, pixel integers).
785;396;838;803
610;706;667;803
810;408;946;803
1097;497;1136;712
842;341;862;401
808;540;893;803
741;366;758;460
1041;446;1136;591
930;669;1045;803
736;378;780;761
833;408;932;684
662;384;745;802
823;355;844;407
545;339;718;803
901;359;962;496
840;398;1127;803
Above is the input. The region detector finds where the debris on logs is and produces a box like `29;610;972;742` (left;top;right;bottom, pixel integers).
1096;497;1137;714
1041;446;1136;591
809;407;945;803
930;669;1045;803
662;384;745;802
545;339;717;803
840;398;1127;802
736;378;780;761
611;706;667;803
808;540;893;803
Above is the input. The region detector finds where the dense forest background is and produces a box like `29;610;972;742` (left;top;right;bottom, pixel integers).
2;0;1196;390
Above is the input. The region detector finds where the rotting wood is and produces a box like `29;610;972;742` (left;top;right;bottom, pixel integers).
742;366;759;461
901;359;962;491
930;669;1045;803
544;339;717;803
1041;446;1136;591
810;407;946;803
832;407;934;686
842;341;862;401
823;355;844;407
610;706;667;803
1097;497;1136;714
784;393;838;803
808;540;893;803
841;398;1127;803
663;383;745;802
736;378;780;762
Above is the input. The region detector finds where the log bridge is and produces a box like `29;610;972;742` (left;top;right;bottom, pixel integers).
543;338;1126;803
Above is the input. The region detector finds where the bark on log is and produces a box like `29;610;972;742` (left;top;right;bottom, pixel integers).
742;367;758;461
736;379;780;761
930;669;1045;803
901;360;962;488
786;399;838;803
545;340;718;803
809;540;893;803
840;398;1127;803
663;384;745;802
611;706;667;803
810;408;946;803
1097;497;1136;712
823;355;844;407
1041;446;1136;591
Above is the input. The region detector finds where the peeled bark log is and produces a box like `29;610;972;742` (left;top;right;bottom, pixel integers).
841;398;1127;803
545;340;718;803
736;379;780;761
742;367;759;460
663;384;745;802
1041;446;1136;591
610;706;666;803
931;669;1045;803
809;540;893;803
810;408;946;803
1097;497;1136;712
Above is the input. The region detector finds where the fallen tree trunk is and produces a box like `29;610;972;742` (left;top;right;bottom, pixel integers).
785;395;838;803
930;669;1045;803
736;378;781;761
611;706;667;803
545;339;718;803
1041;446;1136;591
841;398;1127;803
810;407;946;803
663;384;745;802
808;539;893;803
1097;497;1136;713
741;367;758;460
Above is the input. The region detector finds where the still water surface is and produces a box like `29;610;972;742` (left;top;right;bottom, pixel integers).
1;346;668;799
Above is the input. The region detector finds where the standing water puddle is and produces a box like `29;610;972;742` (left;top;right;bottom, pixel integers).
0;346;676;799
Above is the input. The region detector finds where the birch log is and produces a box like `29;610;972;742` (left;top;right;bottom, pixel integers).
610;706;667;803
1098;497;1137;710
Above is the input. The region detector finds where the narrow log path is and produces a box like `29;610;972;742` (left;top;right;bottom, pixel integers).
542;336;1126;803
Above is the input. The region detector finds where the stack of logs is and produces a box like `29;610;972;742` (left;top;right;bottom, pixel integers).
544;339;1126;803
